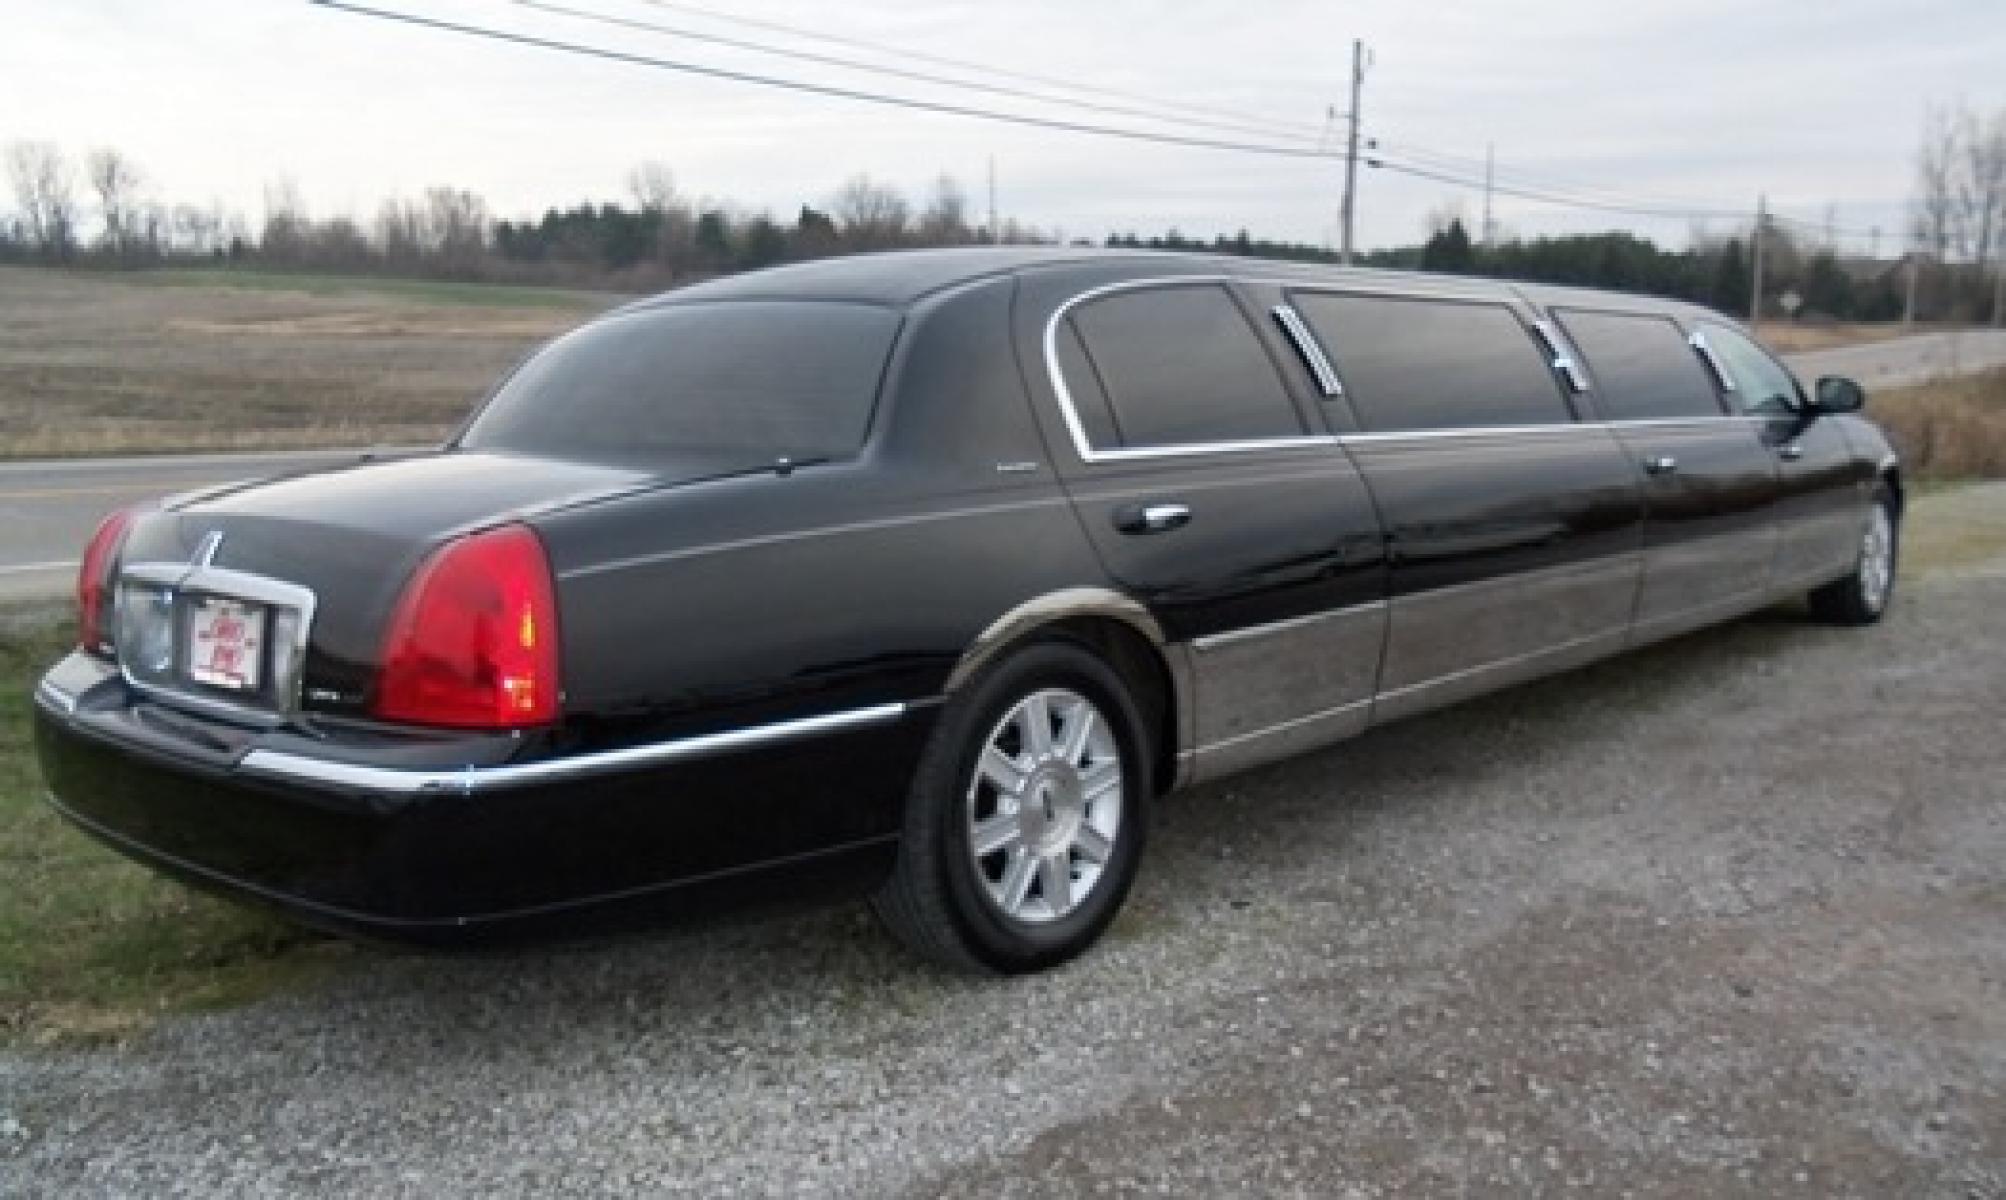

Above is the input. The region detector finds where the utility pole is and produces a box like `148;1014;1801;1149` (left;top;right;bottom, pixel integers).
1993;259;2003;327
986;156;998;245
1339;39;1366;265
1903;252;1918;326
1749;194;1765;327
1482;142;1496;248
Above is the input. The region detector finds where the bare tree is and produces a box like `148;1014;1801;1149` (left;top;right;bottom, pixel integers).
627;161;678;213
831;174;910;250
6;140;78;259
917;174;971;245
1911;106;1963;260
1958;109;2006;286
261;175;310;263
87;146;146;259
424;186;489;274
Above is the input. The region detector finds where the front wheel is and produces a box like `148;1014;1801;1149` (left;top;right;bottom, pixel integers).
1807;486;1899;625
872;641;1148;974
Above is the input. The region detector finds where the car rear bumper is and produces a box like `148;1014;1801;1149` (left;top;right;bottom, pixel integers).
33;652;930;943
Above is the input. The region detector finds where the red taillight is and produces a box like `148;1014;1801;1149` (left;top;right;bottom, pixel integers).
77;507;139;654
373;524;561;729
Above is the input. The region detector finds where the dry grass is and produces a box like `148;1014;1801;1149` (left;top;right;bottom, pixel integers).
1870;367;2006;482
1756;322;1914;353
0;266;608;458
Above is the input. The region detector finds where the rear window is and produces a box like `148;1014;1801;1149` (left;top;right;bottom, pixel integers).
1065;284;1303;448
1555;309;1724;421
1291;293;1572;431
459;301;901;463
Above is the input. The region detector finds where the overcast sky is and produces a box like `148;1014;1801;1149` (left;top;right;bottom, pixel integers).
4;0;2002;252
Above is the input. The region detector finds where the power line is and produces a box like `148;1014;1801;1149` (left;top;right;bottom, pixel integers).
1376;135;1884;238
622;0;1335;142
313;1;1345;160
1368;156;1748;220
516;0;1340;144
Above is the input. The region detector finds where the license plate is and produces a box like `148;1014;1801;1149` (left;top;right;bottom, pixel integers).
187;597;266;691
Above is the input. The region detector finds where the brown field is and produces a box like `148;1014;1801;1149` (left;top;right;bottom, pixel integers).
0;266;611;457
1753;321;1915;353
1871;366;2006;482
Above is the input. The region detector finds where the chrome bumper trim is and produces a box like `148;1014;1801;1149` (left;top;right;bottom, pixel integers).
34;676;78;717
235;702;912;797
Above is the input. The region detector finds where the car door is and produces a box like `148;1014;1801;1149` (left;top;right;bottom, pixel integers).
1689;321;1868;590
1285;287;1646;725
1551;306;1783;641
1015;270;1386;782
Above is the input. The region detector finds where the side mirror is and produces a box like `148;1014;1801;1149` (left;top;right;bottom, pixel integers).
1814;375;1865;414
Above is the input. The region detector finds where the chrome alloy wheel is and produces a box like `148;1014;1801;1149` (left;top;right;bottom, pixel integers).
1860;504;1895;614
965;688;1123;924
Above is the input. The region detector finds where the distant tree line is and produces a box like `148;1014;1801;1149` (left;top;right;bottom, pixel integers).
0;144;1050;288
1107;221;1908;321
5;117;2002;322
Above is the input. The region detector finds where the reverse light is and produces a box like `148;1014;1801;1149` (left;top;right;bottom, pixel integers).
76;507;140;654
373;524;561;729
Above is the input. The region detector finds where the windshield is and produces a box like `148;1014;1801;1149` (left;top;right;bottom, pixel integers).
459;300;902;464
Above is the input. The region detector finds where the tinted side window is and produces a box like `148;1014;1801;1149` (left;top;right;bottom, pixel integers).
1291;293;1573;431
1067;285;1303;447
1699;323;1803;415
461;301;900;464
1556;309;1724;421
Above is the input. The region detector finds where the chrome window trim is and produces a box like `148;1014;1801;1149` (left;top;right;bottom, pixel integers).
1531;319;1593;394
1269;304;1343;397
1688;330;1737;393
236;701;912;797
1042;276;1340;463
116;560;319;729
1043;275;1769;463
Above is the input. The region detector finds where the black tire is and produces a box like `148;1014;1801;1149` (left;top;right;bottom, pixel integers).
1807;485;1899;626
871;640;1150;974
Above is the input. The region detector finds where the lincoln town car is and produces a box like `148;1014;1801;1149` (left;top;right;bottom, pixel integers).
33;249;1900;972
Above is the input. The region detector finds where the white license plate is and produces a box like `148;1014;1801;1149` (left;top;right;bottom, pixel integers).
188;597;266;691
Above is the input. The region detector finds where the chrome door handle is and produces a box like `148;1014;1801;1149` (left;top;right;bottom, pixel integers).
1642;455;1679;476
1113;502;1191;534
1778;443;1804;461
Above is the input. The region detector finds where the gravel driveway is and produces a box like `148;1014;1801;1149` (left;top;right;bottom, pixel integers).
5;490;2005;1198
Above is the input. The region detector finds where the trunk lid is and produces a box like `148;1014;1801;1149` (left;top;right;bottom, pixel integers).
114;448;762;720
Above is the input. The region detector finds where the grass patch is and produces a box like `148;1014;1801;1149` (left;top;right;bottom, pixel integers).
0;610;343;1045
123;266;616;311
1871;367;2006;482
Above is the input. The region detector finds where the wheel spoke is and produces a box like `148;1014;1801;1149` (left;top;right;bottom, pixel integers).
1039;852;1072;914
1073;822;1113;864
997;847;1036;913
978;746;1027;795
971;813;1021;858
1057;703;1097;767
1020;692;1055;757
1080;760;1121;803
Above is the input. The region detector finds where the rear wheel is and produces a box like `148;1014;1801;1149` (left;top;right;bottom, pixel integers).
872;641;1148;973
1808;487;1898;625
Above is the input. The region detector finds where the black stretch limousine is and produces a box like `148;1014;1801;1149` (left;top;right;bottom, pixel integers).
34;248;1900;972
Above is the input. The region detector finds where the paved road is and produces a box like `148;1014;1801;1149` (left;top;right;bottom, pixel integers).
6;486;2003;1195
3;328;2003;598
1786;328;2006;390
0;448;400;599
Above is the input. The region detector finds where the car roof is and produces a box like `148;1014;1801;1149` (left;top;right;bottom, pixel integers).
615;246;1722;321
